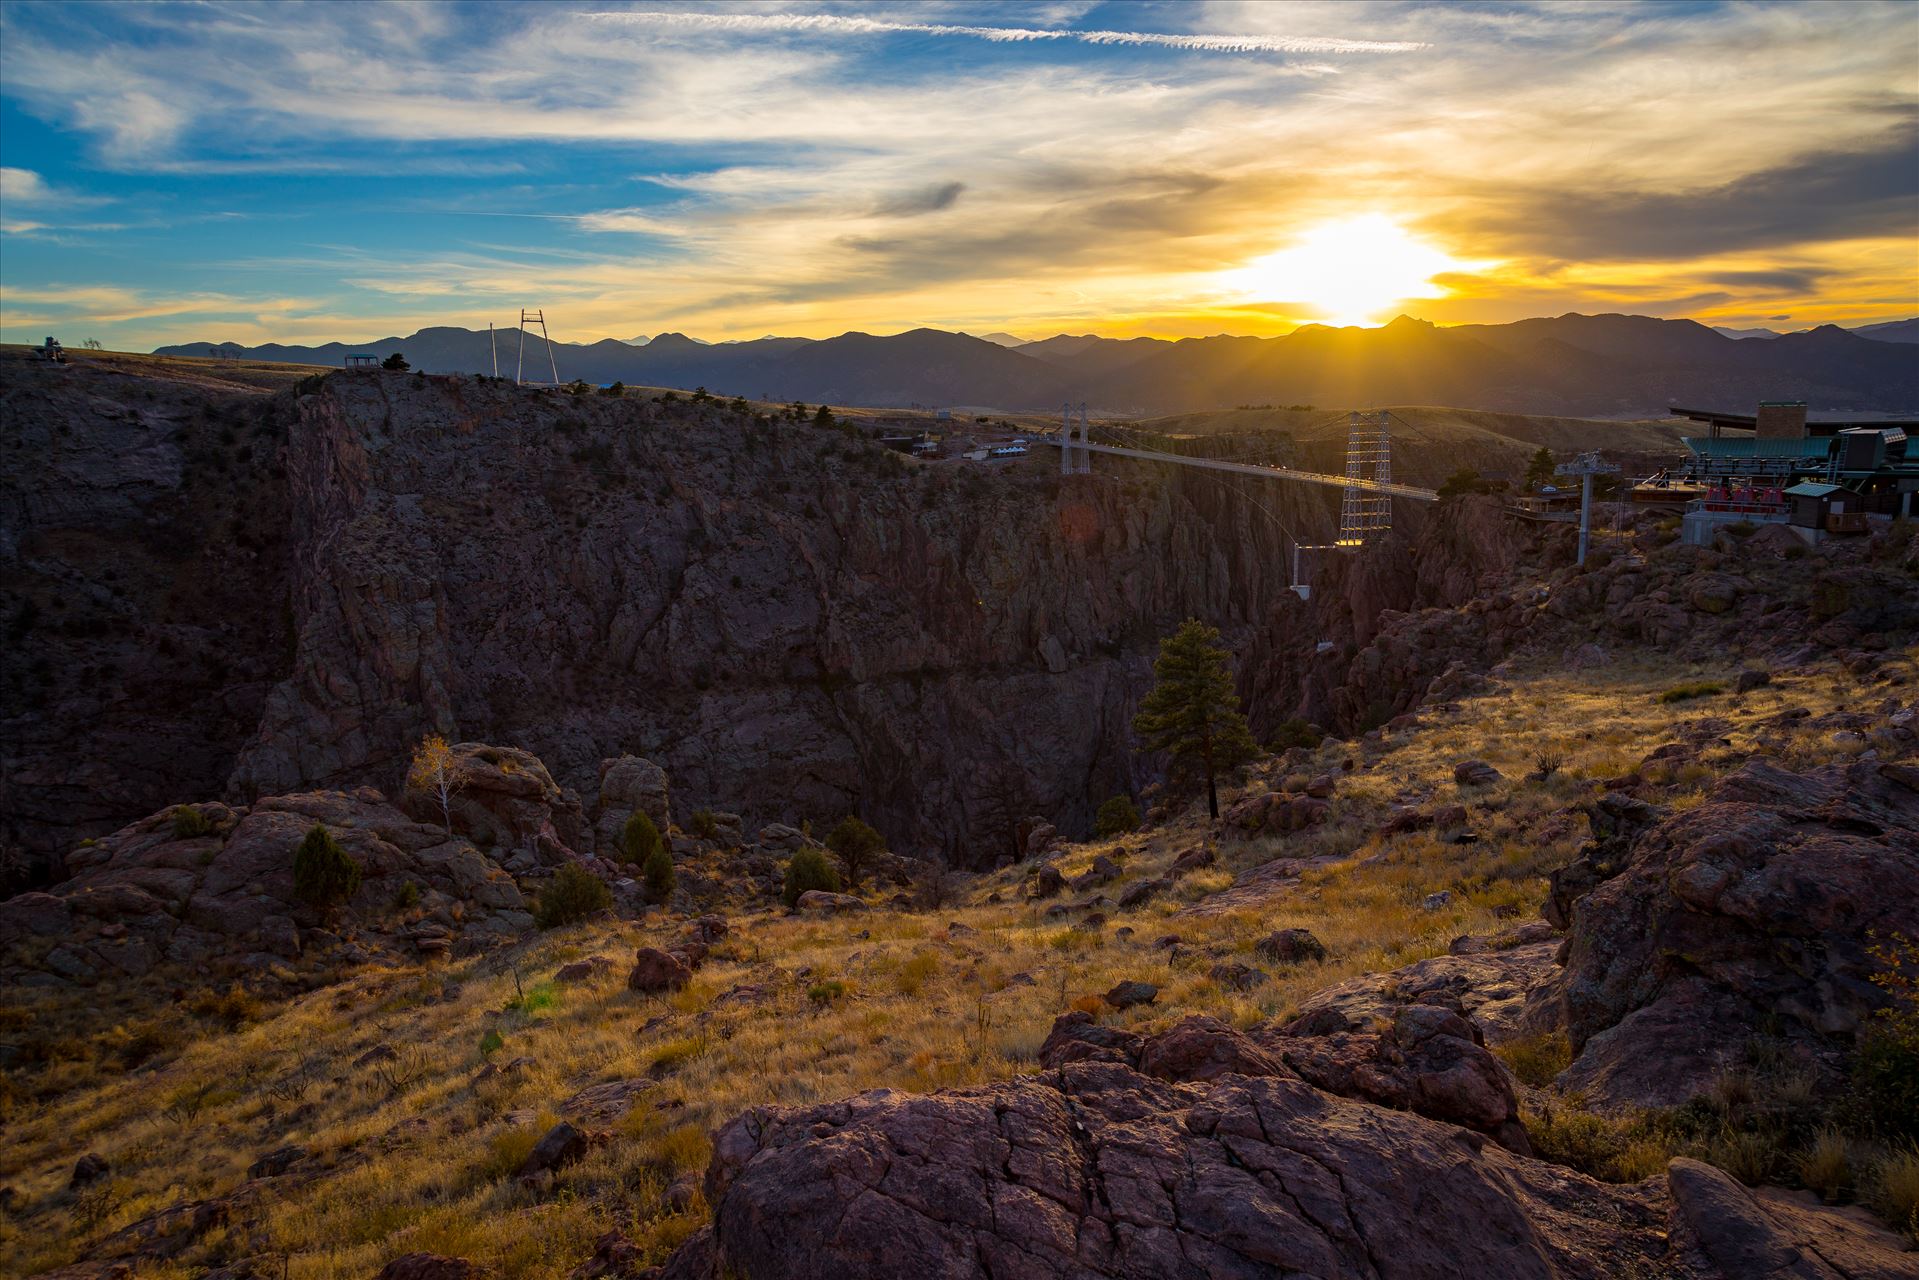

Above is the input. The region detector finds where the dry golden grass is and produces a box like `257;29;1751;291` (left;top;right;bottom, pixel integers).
0;649;1907;1278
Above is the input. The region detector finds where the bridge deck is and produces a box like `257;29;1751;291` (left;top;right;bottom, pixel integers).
1041;439;1438;501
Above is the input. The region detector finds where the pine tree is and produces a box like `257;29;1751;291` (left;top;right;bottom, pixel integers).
1132;619;1259;819
1525;446;1556;492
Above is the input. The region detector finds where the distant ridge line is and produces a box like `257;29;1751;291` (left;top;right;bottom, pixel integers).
153;312;1919;418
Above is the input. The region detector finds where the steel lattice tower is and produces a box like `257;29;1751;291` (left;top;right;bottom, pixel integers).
1336;411;1393;546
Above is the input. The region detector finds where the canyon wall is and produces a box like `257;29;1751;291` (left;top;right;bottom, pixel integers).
7;358;1554;871
233;372;1329;864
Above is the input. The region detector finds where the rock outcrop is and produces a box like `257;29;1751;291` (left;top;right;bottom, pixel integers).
594;755;671;856
663;1059;1917;1279
1287;939;1559;1044
1038;1009;1529;1151
0;786;532;988
671;1063;1684;1279
1527;758;1919;1107
398;742;588;871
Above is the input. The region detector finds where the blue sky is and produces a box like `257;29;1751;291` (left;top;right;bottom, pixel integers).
1;1;1914;349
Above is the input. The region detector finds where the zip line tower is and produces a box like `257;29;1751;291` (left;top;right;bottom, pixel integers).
516;308;559;386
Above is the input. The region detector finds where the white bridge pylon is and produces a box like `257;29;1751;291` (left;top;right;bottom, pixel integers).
1059;402;1092;475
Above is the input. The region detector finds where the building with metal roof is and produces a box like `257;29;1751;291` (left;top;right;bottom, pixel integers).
1671;404;1919;439
1665;400;1919;545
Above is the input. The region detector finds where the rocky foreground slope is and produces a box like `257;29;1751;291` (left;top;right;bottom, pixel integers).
6;350;1919;1279
4;646;1917;1278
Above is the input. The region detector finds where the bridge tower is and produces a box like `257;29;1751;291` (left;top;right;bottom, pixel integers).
1335;411;1393;547
1060;402;1091;475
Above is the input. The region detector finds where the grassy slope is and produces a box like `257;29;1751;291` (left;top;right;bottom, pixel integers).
3;647;1910;1278
0;347;330;395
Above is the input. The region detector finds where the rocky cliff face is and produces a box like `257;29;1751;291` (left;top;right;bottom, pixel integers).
0;352;295;886
221;371;1329;865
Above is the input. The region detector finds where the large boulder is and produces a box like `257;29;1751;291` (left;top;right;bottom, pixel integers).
1264;1004;1530;1152
403;743;587;868
1221;792;1329;837
795;891;865;914
1035;1011;1145;1069
593;755;671;858
1036;1009;1526;1150
628;947;692;994
1134;1015;1289;1084
1665;1157;1919;1279
1527;759;1919;1107
1285;940;1558;1044
672;1063;1673;1279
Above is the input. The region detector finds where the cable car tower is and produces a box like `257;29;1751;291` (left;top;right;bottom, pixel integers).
1555;451;1622;565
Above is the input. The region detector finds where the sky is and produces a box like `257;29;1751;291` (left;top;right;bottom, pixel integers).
0;0;1915;350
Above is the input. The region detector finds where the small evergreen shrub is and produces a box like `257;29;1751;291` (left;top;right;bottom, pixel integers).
1094;795;1140;837
622;811;662;863
1658;681;1725;704
172;805;216;839
642;843;675;904
782;846;841;907
534;863;612;929
292;825;361;907
825;815;884;887
688;809;720;840
1268;718;1324;751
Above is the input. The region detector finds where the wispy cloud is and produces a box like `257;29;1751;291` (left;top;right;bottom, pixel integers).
0;0;1912;346
1;166;52;201
581;10;1427;55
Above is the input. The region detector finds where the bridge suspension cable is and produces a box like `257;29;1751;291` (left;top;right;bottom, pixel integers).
1042;433;1436;501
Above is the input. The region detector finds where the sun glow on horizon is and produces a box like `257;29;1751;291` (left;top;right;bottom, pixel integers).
1223;214;1470;327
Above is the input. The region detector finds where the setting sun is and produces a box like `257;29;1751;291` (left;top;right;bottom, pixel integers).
1224;214;1467;326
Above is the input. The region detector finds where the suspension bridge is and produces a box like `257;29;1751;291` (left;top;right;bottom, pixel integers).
1040;408;1437;584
